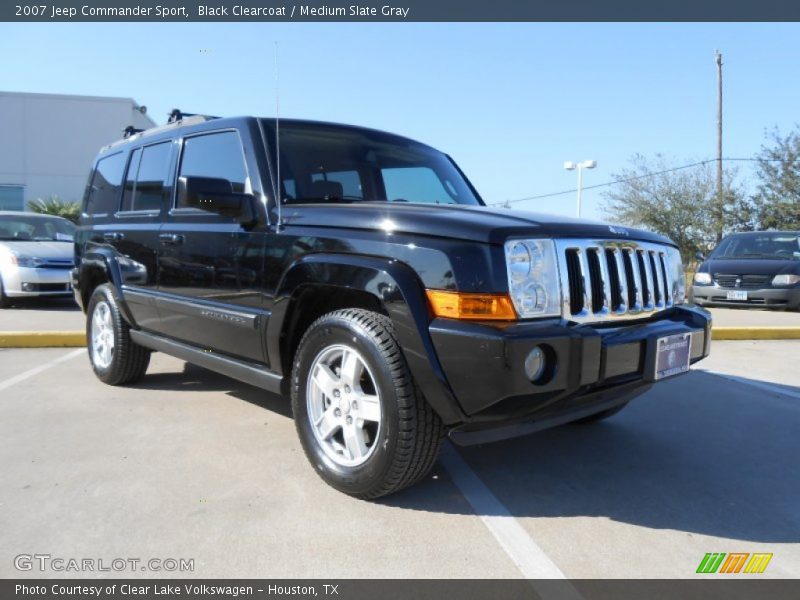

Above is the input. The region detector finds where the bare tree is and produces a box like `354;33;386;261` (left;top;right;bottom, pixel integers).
602;155;748;263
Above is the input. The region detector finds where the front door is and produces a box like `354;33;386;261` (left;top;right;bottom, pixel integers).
155;129;267;363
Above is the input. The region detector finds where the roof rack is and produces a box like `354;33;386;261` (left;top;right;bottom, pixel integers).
106;110;224;150
168;109;220;124
123;125;145;138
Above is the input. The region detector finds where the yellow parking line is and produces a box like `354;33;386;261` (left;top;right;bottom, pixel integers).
0;326;799;348
712;327;800;340
0;331;86;347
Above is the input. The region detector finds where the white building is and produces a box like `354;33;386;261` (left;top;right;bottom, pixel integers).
0;91;157;211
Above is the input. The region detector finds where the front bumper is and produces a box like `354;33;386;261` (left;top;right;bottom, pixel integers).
692;285;800;309
1;266;73;297
429;305;712;444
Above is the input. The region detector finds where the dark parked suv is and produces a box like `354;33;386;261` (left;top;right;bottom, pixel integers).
73;114;712;498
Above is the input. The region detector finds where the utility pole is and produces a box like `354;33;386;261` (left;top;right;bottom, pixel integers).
715;50;724;243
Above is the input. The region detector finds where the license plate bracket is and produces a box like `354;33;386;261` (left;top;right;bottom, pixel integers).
651;333;692;381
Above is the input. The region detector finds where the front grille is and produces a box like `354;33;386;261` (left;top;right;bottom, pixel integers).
555;239;676;323
714;274;771;289
37;261;74;270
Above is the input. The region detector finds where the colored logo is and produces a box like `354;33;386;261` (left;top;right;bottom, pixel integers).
696;552;773;574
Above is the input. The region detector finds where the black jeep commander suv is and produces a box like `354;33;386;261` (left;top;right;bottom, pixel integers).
73;114;711;498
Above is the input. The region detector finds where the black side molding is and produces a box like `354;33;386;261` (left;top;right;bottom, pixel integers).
129;330;282;395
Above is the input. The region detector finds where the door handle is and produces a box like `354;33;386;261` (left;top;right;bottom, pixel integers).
103;232;124;242
159;233;185;245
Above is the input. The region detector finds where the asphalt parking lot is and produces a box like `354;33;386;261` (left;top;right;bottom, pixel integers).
1;340;798;579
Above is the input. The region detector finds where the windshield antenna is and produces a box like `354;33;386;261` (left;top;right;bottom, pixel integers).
274;40;282;232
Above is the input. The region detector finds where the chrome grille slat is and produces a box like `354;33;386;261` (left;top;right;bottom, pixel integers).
594;247;611;315
575;248;592;318
658;252;670;307
628;249;644;313
648;251;663;309
555;238;676;324
612;249;628;313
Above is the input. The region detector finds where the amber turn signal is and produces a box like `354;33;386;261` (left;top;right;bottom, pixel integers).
426;290;518;320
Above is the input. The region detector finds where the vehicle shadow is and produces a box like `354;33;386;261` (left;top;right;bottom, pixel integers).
130;362;292;418
130;361;798;543
382;370;800;544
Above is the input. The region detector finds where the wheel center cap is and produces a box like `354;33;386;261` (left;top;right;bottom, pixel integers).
338;396;351;415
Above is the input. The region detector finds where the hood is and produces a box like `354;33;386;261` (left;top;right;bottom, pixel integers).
0;240;74;261
700;257;800;277
281;203;673;246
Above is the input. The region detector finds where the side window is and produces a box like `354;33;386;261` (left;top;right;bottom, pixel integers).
85;152;125;215
176;131;248;209
120;142;171;212
381;167;456;204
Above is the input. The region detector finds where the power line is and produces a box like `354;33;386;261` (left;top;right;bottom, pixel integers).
493;160;713;206
492;156;787;207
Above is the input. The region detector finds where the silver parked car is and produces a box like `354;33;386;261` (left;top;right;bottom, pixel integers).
0;212;76;308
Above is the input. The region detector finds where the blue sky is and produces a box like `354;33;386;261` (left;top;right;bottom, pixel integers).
2;22;799;220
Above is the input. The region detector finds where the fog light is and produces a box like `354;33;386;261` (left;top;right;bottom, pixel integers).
524;346;546;382
21;283;34;292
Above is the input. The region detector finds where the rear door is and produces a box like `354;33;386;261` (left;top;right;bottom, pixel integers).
111;140;175;329
81;146;169;329
155;128;267;363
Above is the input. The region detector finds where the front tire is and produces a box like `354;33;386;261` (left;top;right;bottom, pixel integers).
291;309;443;499
86;284;150;385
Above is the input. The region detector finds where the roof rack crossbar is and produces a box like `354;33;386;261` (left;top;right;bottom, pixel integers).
123;125;145;138
168;109;220;124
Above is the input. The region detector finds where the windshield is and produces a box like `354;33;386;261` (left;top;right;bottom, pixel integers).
0;215;75;242
710;232;800;260
263;121;482;206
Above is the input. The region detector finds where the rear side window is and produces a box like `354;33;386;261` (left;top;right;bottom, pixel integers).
176;131;248;208
120;142;172;212
85;152;125;216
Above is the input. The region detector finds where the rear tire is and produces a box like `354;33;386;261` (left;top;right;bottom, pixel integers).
86;284;150;385
572;403;628;424
291;308;444;499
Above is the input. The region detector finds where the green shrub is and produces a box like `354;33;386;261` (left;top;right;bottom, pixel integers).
27;196;80;223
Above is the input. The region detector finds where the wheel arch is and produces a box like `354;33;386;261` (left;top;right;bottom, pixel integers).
77;249;135;324
269;253;465;425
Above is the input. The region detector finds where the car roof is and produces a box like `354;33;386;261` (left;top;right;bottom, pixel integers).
99;115;436;156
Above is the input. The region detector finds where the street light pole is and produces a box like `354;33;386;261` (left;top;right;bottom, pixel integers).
564;160;597;218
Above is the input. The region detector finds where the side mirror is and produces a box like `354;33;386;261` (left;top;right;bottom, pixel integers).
695;251;705;261
177;176;256;224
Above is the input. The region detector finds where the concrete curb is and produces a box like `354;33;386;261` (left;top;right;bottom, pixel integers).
711;327;800;340
1;327;799;347
0;331;86;348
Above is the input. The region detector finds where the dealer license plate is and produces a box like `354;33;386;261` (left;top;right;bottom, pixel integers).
726;290;748;300
654;333;692;380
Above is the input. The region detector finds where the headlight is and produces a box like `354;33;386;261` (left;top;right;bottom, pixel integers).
772;274;800;286
665;247;686;305
504;239;561;318
10;254;41;268
693;272;712;285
